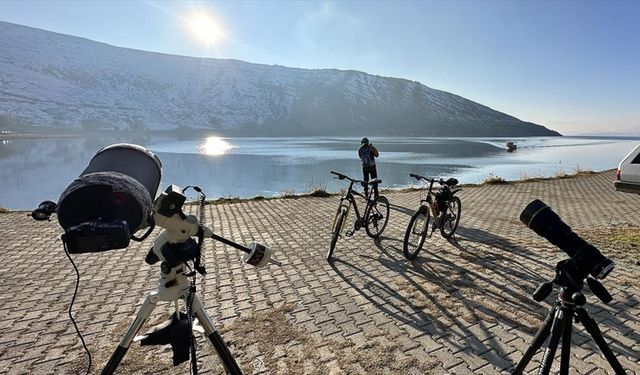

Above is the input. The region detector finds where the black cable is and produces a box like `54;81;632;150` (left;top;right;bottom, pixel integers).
187;278;198;375
181;185;207;374
62;238;92;375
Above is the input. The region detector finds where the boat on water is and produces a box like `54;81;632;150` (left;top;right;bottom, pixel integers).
506;142;517;152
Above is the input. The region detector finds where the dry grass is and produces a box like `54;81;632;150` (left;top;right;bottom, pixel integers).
577;225;640;287
223;304;439;374
481;174;509;185
481;167;598;186
578;225;640;264
68;312;186;374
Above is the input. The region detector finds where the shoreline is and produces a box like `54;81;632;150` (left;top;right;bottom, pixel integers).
2;131;640;142
0;167;613;212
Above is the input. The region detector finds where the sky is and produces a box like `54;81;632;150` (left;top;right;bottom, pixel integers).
0;0;638;135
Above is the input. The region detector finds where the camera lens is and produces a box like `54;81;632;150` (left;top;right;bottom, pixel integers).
520;199;614;280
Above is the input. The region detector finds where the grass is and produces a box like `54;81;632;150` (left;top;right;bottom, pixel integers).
602;227;640;248
481;173;509;185
479;167;598;186
204;196;244;205
304;178;331;197
279;178;332;199
0;207;10;213
198;180;333;206
578;225;640;270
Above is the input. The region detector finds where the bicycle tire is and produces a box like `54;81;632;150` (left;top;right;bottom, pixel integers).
365;196;390;238
403;207;430;259
440;196;461;238
328;208;346;260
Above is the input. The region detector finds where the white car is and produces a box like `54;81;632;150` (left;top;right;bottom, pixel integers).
614;144;640;194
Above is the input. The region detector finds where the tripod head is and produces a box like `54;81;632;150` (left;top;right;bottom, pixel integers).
145;184;280;273
533;259;612;305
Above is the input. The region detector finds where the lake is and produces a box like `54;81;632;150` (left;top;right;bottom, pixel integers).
1;135;638;210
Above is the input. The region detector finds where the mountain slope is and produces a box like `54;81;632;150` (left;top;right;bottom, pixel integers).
0;21;560;136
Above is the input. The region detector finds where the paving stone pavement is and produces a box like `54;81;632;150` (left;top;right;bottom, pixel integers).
1;170;639;374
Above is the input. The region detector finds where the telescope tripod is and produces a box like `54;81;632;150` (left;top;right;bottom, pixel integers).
101;261;242;375
512;261;626;375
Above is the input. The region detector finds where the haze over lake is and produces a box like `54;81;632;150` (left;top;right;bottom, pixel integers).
1;135;638;210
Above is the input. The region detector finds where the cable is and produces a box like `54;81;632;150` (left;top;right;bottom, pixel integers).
181;185;206;375
62;238;92;375
187;278;198;375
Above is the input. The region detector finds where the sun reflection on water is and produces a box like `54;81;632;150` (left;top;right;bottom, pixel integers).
199;136;234;155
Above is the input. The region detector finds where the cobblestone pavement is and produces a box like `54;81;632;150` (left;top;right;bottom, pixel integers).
1;170;639;374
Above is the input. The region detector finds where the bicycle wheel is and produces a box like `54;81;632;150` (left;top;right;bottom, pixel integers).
328;208;346;260
403;207;430;259
440;196;461;238
365;196;390;238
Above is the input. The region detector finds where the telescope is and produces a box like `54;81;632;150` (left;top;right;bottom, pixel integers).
33;143;162;252
32;144;279;375
512;199;625;375
520;199;614;281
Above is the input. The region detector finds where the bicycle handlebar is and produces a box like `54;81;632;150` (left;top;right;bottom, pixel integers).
409;173;453;186
330;171;348;180
331;171;381;185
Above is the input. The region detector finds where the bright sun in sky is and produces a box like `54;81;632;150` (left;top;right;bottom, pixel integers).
187;11;222;45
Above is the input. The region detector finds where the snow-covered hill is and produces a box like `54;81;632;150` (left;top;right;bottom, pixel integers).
0;21;559;136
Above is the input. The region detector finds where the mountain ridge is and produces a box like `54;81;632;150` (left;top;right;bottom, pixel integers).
0;21;560;136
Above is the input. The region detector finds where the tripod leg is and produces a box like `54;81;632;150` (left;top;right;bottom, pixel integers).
101;294;158;375
512;305;556;375
191;294;243;375
575;308;627;375
559;312;573;375
538;307;569;375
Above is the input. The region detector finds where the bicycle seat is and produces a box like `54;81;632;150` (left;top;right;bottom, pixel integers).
366;178;381;185
444;178;458;187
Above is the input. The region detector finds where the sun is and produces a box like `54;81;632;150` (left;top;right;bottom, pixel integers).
187;11;222;45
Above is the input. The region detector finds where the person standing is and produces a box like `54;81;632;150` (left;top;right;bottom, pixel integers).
358;137;379;198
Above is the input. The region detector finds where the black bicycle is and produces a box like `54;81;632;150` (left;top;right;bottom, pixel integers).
328;171;390;260
403;173;462;259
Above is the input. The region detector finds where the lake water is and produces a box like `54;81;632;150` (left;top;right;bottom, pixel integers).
1;135;638;210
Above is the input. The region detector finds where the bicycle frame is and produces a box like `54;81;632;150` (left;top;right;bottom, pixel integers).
418;178;436;206
339;178;375;223
414;176;457;220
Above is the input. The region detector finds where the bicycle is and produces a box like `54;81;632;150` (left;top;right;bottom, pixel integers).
403;173;462;260
327;171;390;260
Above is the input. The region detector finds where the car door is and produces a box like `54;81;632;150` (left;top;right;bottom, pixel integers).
620;144;640;183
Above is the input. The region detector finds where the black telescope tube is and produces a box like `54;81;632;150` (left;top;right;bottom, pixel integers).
520;199;614;280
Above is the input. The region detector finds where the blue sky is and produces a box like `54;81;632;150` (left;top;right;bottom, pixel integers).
1;0;638;135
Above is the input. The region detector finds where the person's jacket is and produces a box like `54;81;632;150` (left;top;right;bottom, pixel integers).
358;144;379;168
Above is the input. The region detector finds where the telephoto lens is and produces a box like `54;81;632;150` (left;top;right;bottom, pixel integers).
520;199;614;280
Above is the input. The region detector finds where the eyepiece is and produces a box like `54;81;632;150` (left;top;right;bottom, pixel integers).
31;200;57;221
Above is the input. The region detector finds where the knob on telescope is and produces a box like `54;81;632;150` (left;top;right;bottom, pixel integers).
533;281;554;302
587;277;613;304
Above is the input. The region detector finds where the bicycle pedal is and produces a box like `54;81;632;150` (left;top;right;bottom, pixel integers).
346;229;355;237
